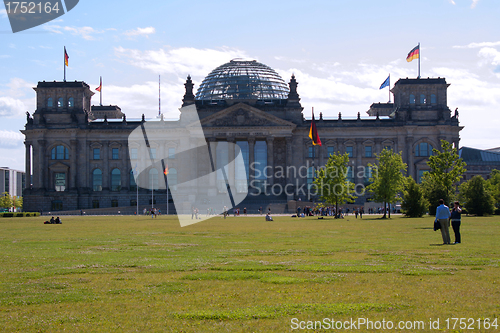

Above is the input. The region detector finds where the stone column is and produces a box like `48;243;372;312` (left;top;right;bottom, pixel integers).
285;137;293;184
122;141;128;191
406;137;414;178
355;139;363;185
24;141;31;189
318;143;324;167
207;138;217;188
266;137;274;186
38;140;47;189
70;139;77;189
227;137;235;186
248;137;255;188
102;141;109;190
374;138;382;155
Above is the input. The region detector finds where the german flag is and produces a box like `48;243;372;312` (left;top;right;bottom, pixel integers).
164;164;169;176
64;47;69;67
96;77;102;92
406;45;419;62
309;108;322;146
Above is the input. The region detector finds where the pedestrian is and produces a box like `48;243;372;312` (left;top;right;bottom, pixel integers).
435;199;451;245
450;201;462;244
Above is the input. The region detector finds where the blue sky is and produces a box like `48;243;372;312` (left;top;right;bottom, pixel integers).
1;0;499;171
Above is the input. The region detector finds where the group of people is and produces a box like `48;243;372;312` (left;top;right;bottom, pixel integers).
43;216;62;224
435;199;462;245
143;207;161;218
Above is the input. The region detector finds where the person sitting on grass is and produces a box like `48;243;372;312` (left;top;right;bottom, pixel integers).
55;217;62;224
265;212;273;221
50;216;55;224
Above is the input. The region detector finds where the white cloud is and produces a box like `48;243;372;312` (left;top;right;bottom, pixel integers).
471;0;480;8
478;47;500;66
453;41;500;49
0;9;7;17
0;97;26;117
448;0;456;4
124;27;156;37
43;25;103;40
0;130;23;148
114;46;250;78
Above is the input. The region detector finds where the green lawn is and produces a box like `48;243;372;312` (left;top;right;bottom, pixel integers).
0;214;499;332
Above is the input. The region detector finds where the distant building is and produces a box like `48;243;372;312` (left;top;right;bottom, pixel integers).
0;167;25;198
459;147;500;181
22;60;462;212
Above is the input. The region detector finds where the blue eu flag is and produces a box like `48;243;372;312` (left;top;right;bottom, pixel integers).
379;75;390;89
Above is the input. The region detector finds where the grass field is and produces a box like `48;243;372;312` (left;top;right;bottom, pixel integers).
0;213;499;332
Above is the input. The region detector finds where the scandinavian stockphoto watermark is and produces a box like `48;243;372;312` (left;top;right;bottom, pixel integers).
127;104;373;227
3;0;79;33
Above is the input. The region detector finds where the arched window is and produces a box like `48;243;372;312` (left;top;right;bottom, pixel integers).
431;94;437;104
409;94;415;104
47;97;53;108
130;169;137;191
57;97;64;108
93;169;102;191
111;169;121;191
68;97;74;108
420;94;426;104
51;145;69;160
168;168;177;191
149;168;159;190
415;142;433;157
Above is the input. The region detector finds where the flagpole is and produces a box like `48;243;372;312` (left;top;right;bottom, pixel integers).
418;42;421;78
100;76;102;106
166;160;169;215
388;74;390;102
63;47;66;81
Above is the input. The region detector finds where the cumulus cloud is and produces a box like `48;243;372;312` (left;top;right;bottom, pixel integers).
448;0;456;4
478;47;500;66
453;41;500;49
0;97;26;117
0;130;24;148
124;27;156;37
43;25;103;40
471;0;480;8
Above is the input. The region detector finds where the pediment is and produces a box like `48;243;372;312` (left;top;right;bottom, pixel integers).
196;103;296;129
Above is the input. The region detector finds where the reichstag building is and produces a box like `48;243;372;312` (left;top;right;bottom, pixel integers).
22;59;462;212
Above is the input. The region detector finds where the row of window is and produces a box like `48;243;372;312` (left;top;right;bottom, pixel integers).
51;145;177;161
409;94;437;105
91;168;178;192
309;143;433;158
47;97;74;108
51;199;155;211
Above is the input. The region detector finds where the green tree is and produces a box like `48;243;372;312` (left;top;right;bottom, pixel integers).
422;140;466;214
459;175;495;216
488;169;500;214
13;196;23;210
313;152;357;215
367;148;407;218
401;177;428;217
0;192;13;210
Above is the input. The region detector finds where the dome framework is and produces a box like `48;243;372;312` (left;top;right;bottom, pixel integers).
195;59;289;101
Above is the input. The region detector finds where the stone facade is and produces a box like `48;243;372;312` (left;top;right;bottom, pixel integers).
22;64;462;212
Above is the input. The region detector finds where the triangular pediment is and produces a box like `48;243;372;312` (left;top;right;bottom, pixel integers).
196;103;296;129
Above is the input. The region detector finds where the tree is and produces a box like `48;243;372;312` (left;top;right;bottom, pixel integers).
421;140;466;215
313;152;357;215
366;148;407;218
488;169;500;214
459;175;495;216
13;196;23;211
0;192;13;210
401;177;428;217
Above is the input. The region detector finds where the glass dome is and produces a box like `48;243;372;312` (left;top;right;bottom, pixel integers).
195;59;289;101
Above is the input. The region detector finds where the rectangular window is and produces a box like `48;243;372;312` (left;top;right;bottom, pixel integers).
93;148;100;160
111;200;119;207
327;146;335;157
150;148;156;159
131;148;138;160
51;200;63;211
112;148;119;160
346;146;353;158
4;171;9;193
308;146;315;158
418;170;427;183
365;146;372;158
384;146;392;151
168;147;176;159
55;173;66;192
92;200;99;209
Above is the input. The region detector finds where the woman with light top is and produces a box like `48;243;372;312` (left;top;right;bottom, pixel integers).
450;201;462;244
